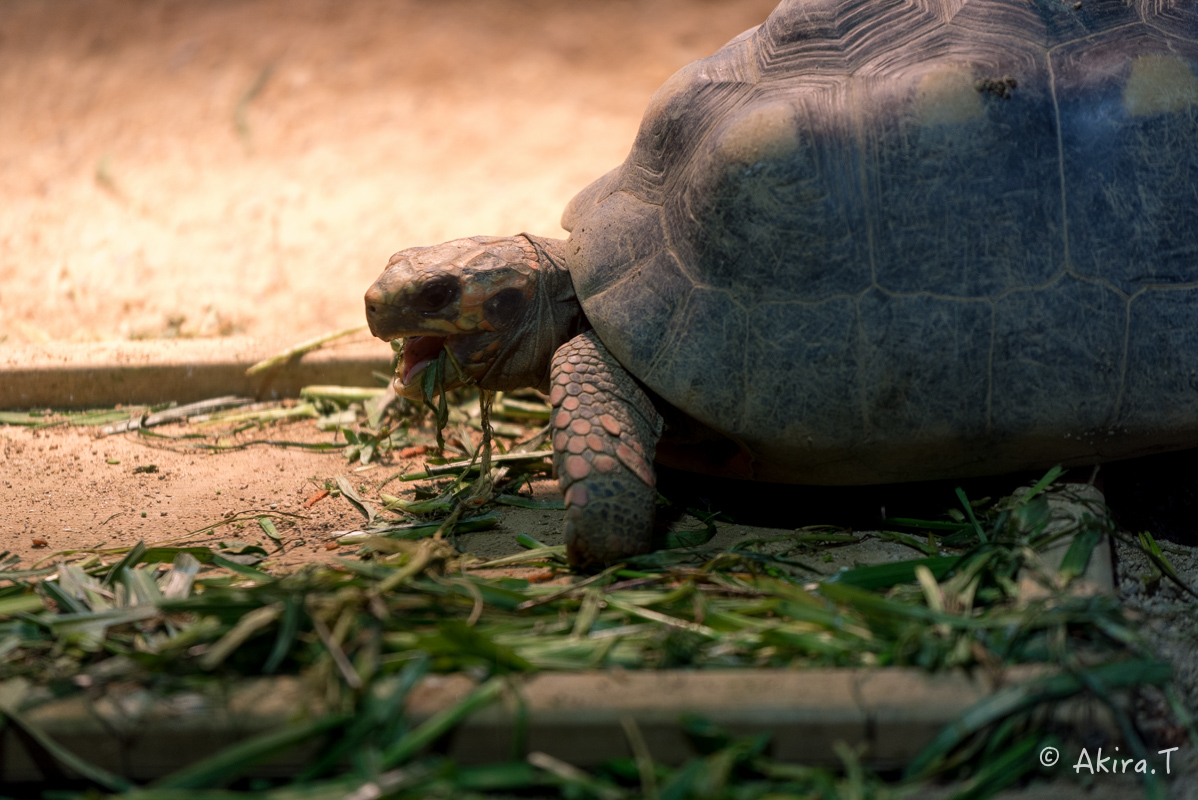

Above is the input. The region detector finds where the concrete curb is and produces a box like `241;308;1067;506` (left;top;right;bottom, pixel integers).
0;338;392;410
2;666;1106;783
0;531;1119;782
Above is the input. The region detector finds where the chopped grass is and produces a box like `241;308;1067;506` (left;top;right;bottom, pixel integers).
0;465;1187;798
0;407;140;429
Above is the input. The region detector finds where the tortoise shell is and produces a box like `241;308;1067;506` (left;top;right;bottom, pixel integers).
560;0;1198;484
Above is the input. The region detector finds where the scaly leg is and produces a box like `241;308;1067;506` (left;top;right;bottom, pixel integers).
549;330;663;568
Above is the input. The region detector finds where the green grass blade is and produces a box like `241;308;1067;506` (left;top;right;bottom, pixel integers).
661;525;717;550
262;596;301;674
818;581;949;626
0;411;63;428
516;533;552;549
469;545;568;568
0;707;133;791
40;579;88;614
0;593;45;616
199;603;284;670
297;657;431;782
336;475;378;525
400;451;551;481
141;547;218;564
245;326;367;376
102;541;147;587
494;494;564;510
947;733;1041;800
955;486;987;543
258;517;283;547
337;511;501;544
1136;530;1197;598
0;566;57;581
382;676;506;767
1057;527;1102;580
149;713;350;789
122;565;164;605
1020;465;1065;505
434;619;536;669
825;555;960;590
906;660;1172;779
300;384;384;404
659;759;706;800
211;554;275;583
77;791;245;800
455;762;548;790
876;530;941;556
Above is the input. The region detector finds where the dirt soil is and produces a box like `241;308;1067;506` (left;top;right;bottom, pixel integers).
0;409;930;575
0;418;399;565
0;0;777;344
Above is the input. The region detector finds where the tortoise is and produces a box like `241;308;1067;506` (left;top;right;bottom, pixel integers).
365;0;1198;568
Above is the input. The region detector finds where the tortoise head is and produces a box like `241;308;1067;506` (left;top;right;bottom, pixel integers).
365;235;582;399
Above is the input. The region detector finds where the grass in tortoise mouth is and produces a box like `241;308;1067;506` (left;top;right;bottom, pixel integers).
400;334;448;385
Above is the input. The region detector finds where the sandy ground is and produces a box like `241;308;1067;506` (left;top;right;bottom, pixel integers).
1;419;375;563
0;410;937;574
0;0;777;344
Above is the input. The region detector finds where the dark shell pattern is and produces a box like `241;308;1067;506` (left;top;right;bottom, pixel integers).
562;0;1198;485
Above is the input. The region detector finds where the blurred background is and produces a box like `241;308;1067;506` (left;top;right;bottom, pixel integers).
0;0;778;344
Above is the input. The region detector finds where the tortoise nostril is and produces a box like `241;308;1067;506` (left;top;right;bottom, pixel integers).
367;304;377;314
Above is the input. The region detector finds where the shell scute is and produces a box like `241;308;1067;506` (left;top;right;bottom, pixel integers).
1053;29;1198;295
990;276;1126;439
582;248;693;381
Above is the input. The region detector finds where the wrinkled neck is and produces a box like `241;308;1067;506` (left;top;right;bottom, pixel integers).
480;235;589;393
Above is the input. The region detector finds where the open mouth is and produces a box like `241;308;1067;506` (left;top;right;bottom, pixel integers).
401;335;447;385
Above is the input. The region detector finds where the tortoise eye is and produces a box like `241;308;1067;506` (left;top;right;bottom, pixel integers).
413;277;459;313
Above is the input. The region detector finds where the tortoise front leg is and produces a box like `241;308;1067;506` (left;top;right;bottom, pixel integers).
549;330;663;568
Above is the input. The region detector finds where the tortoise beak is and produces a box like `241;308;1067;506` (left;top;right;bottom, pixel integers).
364;284;407;341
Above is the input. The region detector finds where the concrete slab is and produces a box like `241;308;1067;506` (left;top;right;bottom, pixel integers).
1;666;1104;783
0;337;391;409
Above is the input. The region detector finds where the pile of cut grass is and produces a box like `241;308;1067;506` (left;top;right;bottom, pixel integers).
0;461;1190;799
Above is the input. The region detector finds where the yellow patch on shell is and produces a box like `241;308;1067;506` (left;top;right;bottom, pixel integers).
1124;54;1198;117
917;66;982;126
711;100;800;167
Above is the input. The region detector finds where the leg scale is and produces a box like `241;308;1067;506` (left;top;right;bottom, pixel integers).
549;330;663;568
